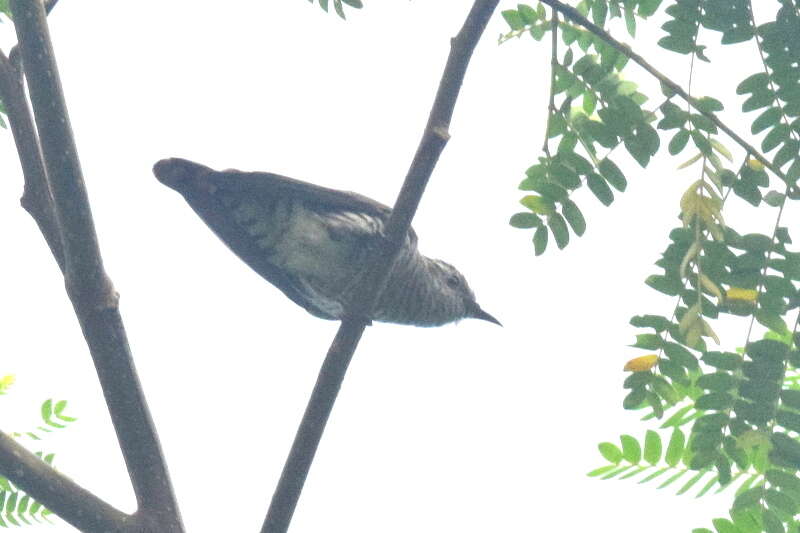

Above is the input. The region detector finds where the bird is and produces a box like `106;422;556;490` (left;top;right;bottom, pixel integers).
152;158;500;327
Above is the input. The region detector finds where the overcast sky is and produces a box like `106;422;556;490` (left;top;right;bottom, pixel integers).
0;1;785;532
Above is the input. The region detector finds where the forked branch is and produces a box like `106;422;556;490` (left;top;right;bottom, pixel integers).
0;2;184;532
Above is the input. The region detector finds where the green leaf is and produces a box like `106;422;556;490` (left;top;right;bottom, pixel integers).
741;233;772;253
624;387;647;409
632;333;663;349
765;469;800;499
658;469;688;488
520;195;556;215
690;113;717;133
696;392;735;410
40;399;53;424
617;81;638;96
691;130;712;154
669;129;691;155
561;199;586;236
624;5;636;36
591;0;607;26
625;124;659;166
742;90;775;112
582;91;597;114
630;314;671;331
776;409;800;433
547;213;570;249
638;0;661;17
509;212;542;229
586;172;614;206
598;158;627;191
762;124;790;153
755;310;789;335
664;342;699;371
764;191;785;207
781;390;800;410
583;119;618;148
517;4;538;24
644;430;662;465
761;508;784;533
695;97;724;113
737;73;769;95
715;515;747;533
620;434;642;463
771;432;800;469
587;464;618;477
599;442;624;463
550;162;582;189
734;486;764;510
333;0;345;19
639;467;669;484
557;133;578;156
533;225;548;256
666;428;686;467
502;9;525;30
645;274;682;296
697;372;738;391
659;35;694;54
752;107;782;134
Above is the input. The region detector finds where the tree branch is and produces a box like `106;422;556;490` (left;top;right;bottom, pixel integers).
260;2;500;532
0;430;130;531
0;51;64;270
538;0;787;182
0;2;184;531
8;0;60;76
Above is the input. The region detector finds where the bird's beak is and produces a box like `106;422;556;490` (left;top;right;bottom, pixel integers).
469;302;502;326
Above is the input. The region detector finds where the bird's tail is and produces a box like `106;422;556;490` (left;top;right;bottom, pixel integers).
153;158;214;190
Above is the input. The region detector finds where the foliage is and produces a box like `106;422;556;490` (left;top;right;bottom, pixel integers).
306;0;363;20
0;376;76;528
502;0;800;531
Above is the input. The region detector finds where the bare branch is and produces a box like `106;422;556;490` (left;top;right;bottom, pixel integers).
0;51;64;270
260;2;500;532
0;430;131;531
3;2;184;531
538;0;786;181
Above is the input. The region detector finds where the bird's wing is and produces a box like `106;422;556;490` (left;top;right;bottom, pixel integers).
153;158;336;318
153;158;418;318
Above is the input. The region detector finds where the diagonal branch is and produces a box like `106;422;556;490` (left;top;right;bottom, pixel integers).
260;1;500;532
0;430;130;531
538;0;787;182
0;2;184;532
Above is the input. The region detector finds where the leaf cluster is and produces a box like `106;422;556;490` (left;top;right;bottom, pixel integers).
0;379;76;528
502;1;800;532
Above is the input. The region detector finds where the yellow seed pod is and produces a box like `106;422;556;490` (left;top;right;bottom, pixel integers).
747;158;764;171
726;288;758;303
624;354;659;372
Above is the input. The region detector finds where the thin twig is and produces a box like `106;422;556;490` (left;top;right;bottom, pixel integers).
542;9;558;158
2;2;184;531
260;1;500;532
537;0;787;182
0;51;64;270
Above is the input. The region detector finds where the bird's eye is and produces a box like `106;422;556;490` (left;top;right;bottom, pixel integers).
446;275;460;288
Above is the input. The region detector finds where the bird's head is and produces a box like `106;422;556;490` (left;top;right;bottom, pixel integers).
429;259;501;326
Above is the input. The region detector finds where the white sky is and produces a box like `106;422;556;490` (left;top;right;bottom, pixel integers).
0;1;787;532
